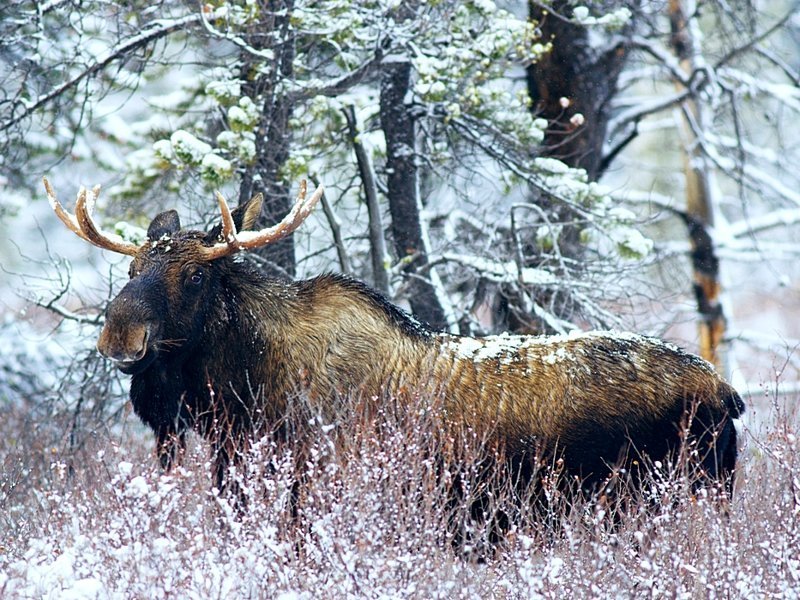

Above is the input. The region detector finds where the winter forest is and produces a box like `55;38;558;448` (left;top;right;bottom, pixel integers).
1;0;799;597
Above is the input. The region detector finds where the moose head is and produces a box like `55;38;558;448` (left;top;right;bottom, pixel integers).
44;177;322;376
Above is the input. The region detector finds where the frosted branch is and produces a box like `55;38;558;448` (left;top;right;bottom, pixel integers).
285;49;385;102
629;36;689;86
607;89;691;140
728;209;800;238
1;14;202;133
199;11;277;60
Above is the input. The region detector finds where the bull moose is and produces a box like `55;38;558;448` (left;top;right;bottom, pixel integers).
45;177;744;503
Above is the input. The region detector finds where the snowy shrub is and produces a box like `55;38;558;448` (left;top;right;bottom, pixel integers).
3;381;799;597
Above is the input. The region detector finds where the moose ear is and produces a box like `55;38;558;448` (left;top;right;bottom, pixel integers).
204;193;264;243
231;193;263;232
147;210;181;241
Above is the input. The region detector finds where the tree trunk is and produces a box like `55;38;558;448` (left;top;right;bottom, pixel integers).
379;58;449;331
238;1;296;279
527;1;627;180
490;2;630;335
669;0;729;373
343;105;390;293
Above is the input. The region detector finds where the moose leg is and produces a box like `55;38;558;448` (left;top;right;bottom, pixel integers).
688;404;739;498
211;429;251;512
156;426;186;472
720;421;739;498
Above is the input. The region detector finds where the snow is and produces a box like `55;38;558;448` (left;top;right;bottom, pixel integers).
573;6;590;22
542;346;570;365
610;225;654;259
572;6;632;29
440;327;714;373
201;153;233;182
111;221;145;246
152;139;174;162
125;476;151;498
169;130;212;164
205;79;242;102
439;252;559;286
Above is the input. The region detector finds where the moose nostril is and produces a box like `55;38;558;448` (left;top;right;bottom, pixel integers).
134;327;150;360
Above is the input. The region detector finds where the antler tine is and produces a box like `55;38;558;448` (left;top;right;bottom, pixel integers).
43;176;92;244
44;177;140;256
214;190;241;252
74;185;140;256
237;180;321;249
201;180;322;260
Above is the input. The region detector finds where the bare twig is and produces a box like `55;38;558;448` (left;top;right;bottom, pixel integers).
342;105;389;292
310;175;351;275
713;5;799;70
285;45;385;103
607;88;691;140
1;14;202;133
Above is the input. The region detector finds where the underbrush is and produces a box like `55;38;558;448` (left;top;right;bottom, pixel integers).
1;393;798;599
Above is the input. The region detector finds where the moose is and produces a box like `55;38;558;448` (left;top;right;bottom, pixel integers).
45;177;744;504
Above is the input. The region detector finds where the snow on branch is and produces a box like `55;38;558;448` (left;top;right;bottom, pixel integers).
728;209;800;238
719;68;800;113
692;124;800;208
629;35;689;86
1;13;203;134
199;11;276;60
607;89;692;140
611;190;677;213
284;48;386;102
430;252;562;288
713;6;799;71
446;114;596;213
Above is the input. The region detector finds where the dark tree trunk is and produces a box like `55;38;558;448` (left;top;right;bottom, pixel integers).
526;1;627;262
238;1;296;278
527;2;627;180
380;59;448;331
491;2;631;335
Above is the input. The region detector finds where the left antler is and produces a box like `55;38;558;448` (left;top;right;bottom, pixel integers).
199;179;323;260
44;177;140;256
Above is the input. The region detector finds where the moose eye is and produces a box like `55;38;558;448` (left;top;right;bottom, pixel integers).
189;268;204;286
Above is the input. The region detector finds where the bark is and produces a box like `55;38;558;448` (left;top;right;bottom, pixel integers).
669;0;728;372
526;2;627;180
490;2;631;335
379;58;449;331
315;180;351;275
237;1;297;278
343;105;390;293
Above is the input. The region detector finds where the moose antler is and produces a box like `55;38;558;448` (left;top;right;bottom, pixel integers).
199;179;323;260
43;177;140;256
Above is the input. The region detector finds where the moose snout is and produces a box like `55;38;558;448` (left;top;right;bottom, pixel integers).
97;321;151;363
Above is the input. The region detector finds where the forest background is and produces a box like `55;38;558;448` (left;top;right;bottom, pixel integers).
1;0;799;597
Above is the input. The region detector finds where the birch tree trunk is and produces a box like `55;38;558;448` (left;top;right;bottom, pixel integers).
669;0;730;374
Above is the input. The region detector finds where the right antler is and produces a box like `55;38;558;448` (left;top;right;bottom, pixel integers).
199;179;323;260
43;177;140;256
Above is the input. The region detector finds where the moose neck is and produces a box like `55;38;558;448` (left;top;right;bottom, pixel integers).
230;271;435;406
